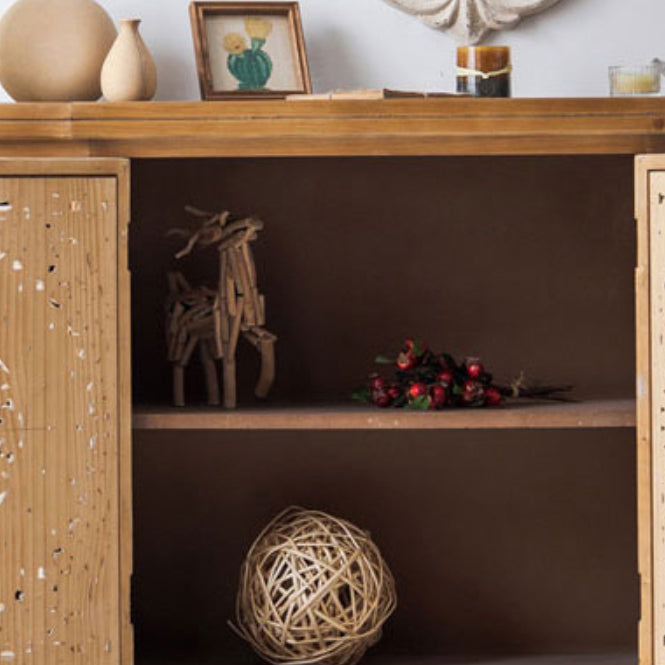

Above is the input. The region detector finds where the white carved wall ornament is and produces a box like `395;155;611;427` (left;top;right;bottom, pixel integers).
380;0;564;44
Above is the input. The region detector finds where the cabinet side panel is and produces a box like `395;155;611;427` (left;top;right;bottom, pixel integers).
0;177;120;664
637;157;653;665
650;170;665;665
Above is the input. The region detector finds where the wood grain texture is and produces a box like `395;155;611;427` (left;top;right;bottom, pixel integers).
132;399;636;431
635;154;657;665
648;168;665;665
0;160;131;665
0;99;661;157
115;163;133;665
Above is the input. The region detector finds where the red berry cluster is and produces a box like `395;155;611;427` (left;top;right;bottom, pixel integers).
355;339;503;410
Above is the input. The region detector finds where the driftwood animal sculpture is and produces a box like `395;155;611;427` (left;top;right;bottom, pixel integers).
166;206;276;409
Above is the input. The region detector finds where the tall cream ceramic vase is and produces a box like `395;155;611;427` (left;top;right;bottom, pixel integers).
0;0;117;101
101;19;157;102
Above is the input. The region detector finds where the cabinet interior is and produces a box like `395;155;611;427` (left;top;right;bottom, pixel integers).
129;155;638;664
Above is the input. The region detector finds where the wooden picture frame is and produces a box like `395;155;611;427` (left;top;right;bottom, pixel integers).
189;1;311;100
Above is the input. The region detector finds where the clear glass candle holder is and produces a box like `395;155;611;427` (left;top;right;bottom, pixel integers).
609;65;662;96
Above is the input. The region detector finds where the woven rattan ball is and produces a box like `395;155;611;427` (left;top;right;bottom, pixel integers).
232;507;397;665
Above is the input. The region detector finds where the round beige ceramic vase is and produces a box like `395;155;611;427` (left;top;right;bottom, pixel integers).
101;19;157;102
0;0;117;101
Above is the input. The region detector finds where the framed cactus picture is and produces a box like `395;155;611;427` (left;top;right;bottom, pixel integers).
190;2;311;100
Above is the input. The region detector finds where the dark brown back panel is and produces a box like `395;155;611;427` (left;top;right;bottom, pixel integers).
133;428;636;661
130;155;635;407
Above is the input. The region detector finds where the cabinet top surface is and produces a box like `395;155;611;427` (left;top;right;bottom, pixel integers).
1;97;664;157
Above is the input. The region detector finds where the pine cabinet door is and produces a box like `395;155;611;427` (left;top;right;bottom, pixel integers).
0;160;131;665
635;154;665;665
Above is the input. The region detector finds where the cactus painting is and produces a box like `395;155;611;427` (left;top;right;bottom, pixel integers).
190;3;311;100
223;18;274;91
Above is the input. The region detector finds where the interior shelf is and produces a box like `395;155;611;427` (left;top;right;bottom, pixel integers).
132;398;635;430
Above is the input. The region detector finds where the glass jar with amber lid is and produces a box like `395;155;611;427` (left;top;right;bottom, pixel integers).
457;46;511;98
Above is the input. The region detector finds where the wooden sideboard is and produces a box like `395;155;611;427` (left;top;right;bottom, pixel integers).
1;98;665;665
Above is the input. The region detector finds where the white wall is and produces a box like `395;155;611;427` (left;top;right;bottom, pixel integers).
0;0;664;101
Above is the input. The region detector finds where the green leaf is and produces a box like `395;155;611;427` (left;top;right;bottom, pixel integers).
412;339;425;357
406;395;431;411
352;388;371;403
374;354;394;365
